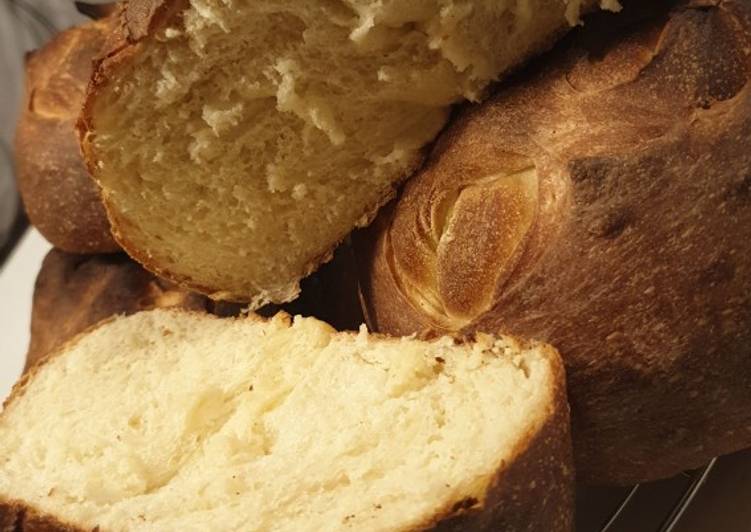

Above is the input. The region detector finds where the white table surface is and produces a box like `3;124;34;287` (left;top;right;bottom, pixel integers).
0;228;51;402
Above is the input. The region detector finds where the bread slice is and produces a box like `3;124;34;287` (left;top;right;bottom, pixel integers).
78;0;599;305
14;17;118;253
0;310;572;531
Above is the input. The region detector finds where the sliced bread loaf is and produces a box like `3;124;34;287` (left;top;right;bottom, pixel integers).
78;0;603;305
0;310;572;531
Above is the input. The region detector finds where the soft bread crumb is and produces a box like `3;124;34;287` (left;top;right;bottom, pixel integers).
0;309;558;531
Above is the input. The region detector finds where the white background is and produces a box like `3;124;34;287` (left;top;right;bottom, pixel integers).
0;229;50;401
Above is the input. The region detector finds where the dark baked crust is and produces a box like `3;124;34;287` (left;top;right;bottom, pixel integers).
25;249;210;370
14;18;118;254
423;345;573;532
358;0;751;485
75;2;119;20
3;311;572;532
0;500;78;532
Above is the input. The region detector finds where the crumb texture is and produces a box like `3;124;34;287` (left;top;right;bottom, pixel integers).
0;310;556;531
86;0;588;303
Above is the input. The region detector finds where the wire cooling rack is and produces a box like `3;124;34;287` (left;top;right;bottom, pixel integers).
577;449;751;531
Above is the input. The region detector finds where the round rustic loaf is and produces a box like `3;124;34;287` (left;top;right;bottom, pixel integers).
357;0;751;485
14;17;117;253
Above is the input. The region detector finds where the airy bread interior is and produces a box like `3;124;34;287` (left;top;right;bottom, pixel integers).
0;310;557;531
85;0;588;305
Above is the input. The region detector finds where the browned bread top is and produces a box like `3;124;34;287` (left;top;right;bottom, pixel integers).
358;0;751;484
14;18;117;254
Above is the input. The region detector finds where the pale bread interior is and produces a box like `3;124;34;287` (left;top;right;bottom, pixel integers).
0;310;557;531
87;0;588;304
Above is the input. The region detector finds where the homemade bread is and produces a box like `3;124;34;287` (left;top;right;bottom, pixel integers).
78;0;607;305
357;0;751;485
0;310;573;531
15;18;117;253
25;249;209;370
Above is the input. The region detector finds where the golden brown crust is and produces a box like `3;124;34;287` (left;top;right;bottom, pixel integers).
358;0;751;485
3;310;572;532
25;249;210;371
14;18;118;254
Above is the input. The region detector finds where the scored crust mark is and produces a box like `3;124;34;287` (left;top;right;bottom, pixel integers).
387;160;546;330
77;0;602;305
358;0;751;484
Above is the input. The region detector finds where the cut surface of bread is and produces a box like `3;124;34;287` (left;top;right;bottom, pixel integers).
80;0;598;304
0;310;572;531
24;243;362;373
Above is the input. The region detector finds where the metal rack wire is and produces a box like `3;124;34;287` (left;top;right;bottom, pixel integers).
594;458;720;532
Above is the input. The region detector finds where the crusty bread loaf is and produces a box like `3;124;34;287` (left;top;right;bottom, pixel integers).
78;0;609;305
25;249;209;370
0;310;573;531
14;18;118;254
357;0;751;485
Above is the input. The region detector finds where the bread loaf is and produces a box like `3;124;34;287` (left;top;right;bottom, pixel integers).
25;249;209;370
15;18;117;254
78;0;609;305
0;310;573;531
357;0;751;485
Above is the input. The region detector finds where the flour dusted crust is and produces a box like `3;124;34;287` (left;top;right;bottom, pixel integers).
1;310;573;532
14;18;118;254
358;0;751;484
